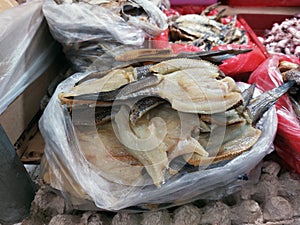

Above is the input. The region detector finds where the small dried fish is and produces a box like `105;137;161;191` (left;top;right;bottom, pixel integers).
175;14;224;30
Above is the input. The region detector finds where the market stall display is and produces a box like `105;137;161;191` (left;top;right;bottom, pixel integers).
34;0;299;212
2;1;300;223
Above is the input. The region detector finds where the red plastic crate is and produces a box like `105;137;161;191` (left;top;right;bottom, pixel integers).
228;0;300;7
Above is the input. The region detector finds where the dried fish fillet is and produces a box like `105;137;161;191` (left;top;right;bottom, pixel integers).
186;121;261;166
76;125;144;186
113;105;208;186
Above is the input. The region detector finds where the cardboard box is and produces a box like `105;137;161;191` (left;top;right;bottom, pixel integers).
0;0;65;149
0;55;62;145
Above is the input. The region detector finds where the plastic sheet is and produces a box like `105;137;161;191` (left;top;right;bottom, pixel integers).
248;54;300;174
39;69;277;211
0;0;59;114
42;0;167;71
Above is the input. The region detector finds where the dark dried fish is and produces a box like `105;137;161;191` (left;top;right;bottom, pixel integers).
245;80;295;125
130;97;166;125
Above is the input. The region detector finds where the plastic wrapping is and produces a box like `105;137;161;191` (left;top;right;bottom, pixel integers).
42;0;168;71
39;66;277;211
248;54;300;174
0;0;59;114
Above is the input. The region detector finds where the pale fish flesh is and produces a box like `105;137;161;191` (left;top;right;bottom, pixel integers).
113;104;208;186
185;120;261;166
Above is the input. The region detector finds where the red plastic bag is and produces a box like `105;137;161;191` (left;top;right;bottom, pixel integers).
248;54;300;174
213;44;266;80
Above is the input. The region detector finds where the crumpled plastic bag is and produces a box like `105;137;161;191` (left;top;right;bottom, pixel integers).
39;68;277;211
0;0;59;114
248;54;300;174
42;0;167;71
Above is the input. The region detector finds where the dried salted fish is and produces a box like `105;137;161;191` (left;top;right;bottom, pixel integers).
113;105;208;186
113;105;169;186
58;56;291;188
114;48;252;64
129;97;166;125
116;68;242;114
185;82;294;167
168;5;248;50
59;58;243;114
75;125;145;187
59;66;136;105
186;121;261;166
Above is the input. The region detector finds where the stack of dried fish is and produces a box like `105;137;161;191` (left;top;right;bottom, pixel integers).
58;53;293;187
168;4;248;50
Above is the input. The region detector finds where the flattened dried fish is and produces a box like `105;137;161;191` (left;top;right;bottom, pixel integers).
168;6;248;50
118;68;242;114
149;58;219;75
115;48;252;64
186;121;261;166
114;106;169;187
113;105;208;186
76;125;144;186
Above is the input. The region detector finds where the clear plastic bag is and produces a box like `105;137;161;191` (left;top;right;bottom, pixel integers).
42;0;167;71
39;68;277;211
0;0;59;114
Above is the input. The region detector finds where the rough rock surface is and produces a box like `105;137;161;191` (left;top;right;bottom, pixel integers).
231;200;263;225
200;201;231;225
172;205;201;225
18;157;300;225
263;196;293;221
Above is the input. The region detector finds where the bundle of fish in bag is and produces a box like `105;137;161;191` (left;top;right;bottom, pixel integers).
42;0;170;71
39;46;293;211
